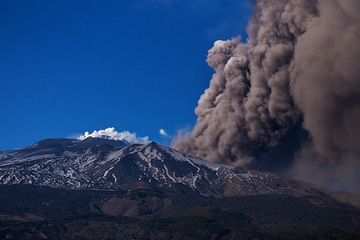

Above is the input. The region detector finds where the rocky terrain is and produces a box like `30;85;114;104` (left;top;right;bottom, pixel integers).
0;137;359;239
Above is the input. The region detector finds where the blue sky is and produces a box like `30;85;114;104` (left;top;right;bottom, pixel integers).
0;0;252;150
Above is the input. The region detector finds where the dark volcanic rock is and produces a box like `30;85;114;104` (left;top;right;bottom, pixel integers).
0;185;359;240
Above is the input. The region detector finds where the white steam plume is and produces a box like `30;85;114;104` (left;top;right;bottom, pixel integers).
78;127;150;144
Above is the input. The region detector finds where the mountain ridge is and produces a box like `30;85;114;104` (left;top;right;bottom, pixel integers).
0;137;333;199
1;137;360;239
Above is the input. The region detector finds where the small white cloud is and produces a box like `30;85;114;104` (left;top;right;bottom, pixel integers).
159;128;169;137
77;127;150;144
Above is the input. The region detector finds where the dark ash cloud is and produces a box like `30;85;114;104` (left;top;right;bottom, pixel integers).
173;0;360;193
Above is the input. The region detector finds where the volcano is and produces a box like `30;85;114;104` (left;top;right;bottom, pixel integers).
0;138;359;239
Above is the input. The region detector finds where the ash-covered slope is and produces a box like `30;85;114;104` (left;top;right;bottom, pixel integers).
0;137;338;200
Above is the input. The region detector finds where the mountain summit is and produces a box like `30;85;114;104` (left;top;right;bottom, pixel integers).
0;138;329;198
0;138;359;239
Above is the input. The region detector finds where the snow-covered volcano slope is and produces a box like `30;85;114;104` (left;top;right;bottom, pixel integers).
0;137;325;198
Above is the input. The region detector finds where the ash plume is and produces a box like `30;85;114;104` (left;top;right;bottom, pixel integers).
173;0;360;192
